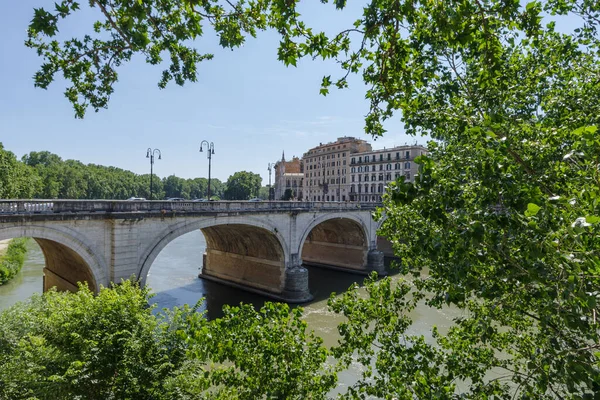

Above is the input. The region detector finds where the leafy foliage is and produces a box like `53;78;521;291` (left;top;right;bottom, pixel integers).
0;283;335;399
0;144;40;198
0;238;29;285
223;170;262;200
0;147;229;200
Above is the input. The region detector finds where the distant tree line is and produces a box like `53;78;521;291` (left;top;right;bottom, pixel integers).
1;144;267;201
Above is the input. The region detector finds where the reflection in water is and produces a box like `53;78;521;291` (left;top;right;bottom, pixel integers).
147;230;368;321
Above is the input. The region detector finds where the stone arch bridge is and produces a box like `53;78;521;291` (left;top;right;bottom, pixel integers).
0;200;386;303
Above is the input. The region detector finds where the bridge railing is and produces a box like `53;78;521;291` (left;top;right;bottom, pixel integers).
0;200;381;215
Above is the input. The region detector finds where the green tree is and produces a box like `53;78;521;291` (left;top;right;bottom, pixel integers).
0;238;29;286
0;143;39;198
208;178;226;200
223;171;262;200
188;177;208;199
258;185;270;200
163;174;190;199
0;283;336;399
281;188;293;201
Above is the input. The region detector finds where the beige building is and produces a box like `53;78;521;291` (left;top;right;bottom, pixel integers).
275;139;427;203
303;137;372;202
348;145;428;202
274;153;304;200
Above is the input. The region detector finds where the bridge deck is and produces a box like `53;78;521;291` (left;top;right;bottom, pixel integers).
0;200;379;216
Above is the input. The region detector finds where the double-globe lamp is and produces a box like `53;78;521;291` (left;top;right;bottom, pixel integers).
146;148;161;200
199;141;215;200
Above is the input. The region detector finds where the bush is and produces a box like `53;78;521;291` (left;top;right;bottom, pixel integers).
0;238;28;285
0;281;336;399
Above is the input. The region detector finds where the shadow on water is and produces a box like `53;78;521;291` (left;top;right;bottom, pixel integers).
145;230;405;320
150;265;371;320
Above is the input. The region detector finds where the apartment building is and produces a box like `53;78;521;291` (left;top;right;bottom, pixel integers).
303;137;372;202
348;145;428;202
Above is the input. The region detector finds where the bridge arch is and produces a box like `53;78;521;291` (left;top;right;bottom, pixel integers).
298;214;372;273
138;217;290;295
0;226;105;293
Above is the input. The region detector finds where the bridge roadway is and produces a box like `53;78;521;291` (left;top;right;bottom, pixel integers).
0;200;386;303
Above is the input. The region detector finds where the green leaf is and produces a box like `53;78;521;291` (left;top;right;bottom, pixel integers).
525;203;541;217
585;216;600;224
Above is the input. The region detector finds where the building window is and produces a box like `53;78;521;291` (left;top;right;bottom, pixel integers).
358;156;363;163
379;174;384;181
351;157;355;164
379;154;383;161
365;175;369;182
396;152;399;160
379;165;383;171
386;164;391;170
387;153;391;160
372;165;376;172
405;162;411;169
405;151;410;159
359;175;362;182
351;175;355;182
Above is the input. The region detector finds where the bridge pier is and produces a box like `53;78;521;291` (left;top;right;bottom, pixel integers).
282;254;312;302
199;252;312;303
366;249;385;275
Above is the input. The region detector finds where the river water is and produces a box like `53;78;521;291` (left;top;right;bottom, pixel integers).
0;232;457;393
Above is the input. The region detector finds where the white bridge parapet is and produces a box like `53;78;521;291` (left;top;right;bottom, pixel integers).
0;200;385;303
0;200;377;214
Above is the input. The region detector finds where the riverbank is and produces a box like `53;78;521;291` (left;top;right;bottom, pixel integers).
0;238;29;285
0;239;10;254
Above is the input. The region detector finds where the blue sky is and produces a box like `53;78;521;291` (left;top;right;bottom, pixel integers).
0;1;418;184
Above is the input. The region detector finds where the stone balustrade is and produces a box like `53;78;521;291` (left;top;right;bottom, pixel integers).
0;200;379;215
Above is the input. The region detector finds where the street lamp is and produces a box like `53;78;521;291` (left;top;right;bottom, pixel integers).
199;141;215;200
146;148;162;200
267;162;276;201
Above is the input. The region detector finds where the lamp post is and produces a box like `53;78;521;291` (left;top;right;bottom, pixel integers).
199;141;215;200
146;148;161;200
267;162;276;201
